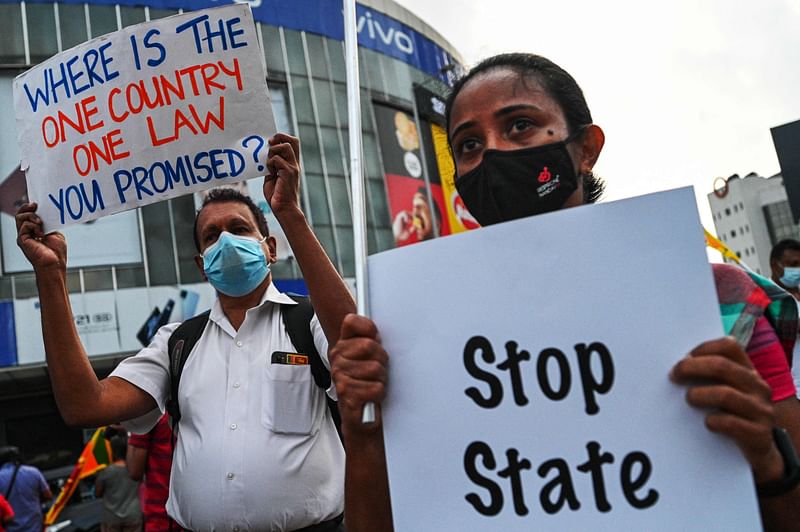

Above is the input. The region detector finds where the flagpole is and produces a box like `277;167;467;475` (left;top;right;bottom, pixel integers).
343;0;375;424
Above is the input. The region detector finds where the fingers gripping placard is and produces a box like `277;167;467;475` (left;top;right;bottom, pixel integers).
13;4;276;230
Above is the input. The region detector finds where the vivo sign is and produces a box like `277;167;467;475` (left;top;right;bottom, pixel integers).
358;10;414;54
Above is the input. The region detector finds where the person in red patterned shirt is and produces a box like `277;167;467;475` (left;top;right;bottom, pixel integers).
126;415;180;532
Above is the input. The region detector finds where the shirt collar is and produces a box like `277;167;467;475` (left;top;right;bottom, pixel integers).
209;281;297;325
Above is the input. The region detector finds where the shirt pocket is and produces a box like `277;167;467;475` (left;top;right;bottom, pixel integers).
261;361;316;435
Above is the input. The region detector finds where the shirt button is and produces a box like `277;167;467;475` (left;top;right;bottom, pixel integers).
233;382;240;388
235;340;243;347
230;423;237;430
227;472;234;480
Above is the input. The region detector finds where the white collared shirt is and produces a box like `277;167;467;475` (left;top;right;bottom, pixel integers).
111;284;344;532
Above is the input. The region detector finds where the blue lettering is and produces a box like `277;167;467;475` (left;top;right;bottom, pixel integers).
66;55;90;96
132;166;154;200
48;188;66;225
194;151;212;182
114;170;133;203
99;42;119;82
143;29;166;67
48;62;72;105
226;17;246;48
23;77;50;113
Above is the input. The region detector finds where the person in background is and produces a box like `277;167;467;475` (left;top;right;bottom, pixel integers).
126;414;180;531
0;446;51;532
96;435;142;532
331;53;800;532
0;494;14;532
770;238;800;397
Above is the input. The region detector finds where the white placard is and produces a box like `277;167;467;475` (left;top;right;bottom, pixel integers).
13;4;276;230
371;188;761;531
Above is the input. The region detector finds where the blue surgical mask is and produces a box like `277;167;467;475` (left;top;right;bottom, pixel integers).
780;267;800;289
202;231;270;297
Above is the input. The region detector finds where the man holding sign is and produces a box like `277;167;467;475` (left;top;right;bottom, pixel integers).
16;134;353;532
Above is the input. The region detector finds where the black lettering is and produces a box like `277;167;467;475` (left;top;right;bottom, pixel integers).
464;441;504;516
621;451;659;509
537;458;581;514
577;441;614;512
537;348;571;401
464;336;503;408
575;342;615;415
497;341;531;406
497;448;532;516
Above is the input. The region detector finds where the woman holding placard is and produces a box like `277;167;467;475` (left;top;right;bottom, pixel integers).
332;53;800;531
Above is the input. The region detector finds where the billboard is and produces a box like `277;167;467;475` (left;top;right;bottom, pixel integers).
771;119;800;223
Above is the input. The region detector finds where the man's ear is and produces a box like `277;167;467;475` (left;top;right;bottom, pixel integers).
194;254;207;282
577;124;605;174
266;236;278;264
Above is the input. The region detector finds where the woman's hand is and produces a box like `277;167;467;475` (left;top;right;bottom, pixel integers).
670;336;784;483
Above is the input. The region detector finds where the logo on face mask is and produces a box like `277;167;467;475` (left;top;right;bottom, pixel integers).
538;167;552;183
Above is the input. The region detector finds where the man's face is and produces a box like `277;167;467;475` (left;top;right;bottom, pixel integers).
772;248;800;282
194;201;277;279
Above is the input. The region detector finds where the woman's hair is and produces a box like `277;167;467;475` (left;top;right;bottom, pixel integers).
444;53;605;204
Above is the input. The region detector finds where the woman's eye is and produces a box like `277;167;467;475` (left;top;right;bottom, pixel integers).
458;138;480;154
510;118;534;133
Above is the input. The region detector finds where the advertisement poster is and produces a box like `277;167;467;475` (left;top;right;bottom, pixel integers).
371;188;761;531
14;4;276;230
374;103;450;247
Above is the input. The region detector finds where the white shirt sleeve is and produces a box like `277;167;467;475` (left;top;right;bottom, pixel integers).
310;313;335;399
111;322;180;432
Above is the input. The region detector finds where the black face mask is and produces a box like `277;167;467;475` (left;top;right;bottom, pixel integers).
455;135;581;226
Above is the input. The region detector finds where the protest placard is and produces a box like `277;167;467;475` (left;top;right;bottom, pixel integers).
370;187;762;531
13;3;276;230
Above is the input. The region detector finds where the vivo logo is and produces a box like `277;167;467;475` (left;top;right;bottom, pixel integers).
357;11;414;55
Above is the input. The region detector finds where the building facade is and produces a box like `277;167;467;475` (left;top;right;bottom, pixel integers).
707;172;800;275
0;0;464;467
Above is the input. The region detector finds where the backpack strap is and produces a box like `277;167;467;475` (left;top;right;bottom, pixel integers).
166;310;211;426
3;463;20;499
281;296;342;441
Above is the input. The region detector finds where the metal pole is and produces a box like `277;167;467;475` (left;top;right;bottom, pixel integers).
343;0;375;424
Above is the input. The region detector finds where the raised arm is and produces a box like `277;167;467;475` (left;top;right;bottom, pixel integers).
16;203;156;427
330;314;393;532
671;337;800;531
264;133;355;346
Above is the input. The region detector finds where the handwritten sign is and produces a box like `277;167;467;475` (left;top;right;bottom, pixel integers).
13;4;275;230
370;188;762;531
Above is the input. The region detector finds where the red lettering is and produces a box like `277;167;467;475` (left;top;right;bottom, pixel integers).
41;116;59;148
108;87;128;122
190;96;225;134
80;95;104;131
219;58;243;91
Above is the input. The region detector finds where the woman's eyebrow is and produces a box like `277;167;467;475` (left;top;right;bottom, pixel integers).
450;120;477;141
495;103;543;117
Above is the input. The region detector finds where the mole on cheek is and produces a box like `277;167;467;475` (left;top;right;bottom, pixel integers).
547;129;555;136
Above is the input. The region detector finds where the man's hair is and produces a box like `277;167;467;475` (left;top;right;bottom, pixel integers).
107;435;128;462
0;446;21;465
444;52;605;204
770;239;800;263
193;187;270;252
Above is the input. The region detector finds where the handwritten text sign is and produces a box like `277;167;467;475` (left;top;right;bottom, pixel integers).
370;188;761;531
13;4;275;230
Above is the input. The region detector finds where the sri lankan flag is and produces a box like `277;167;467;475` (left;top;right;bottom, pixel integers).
44;427;112;525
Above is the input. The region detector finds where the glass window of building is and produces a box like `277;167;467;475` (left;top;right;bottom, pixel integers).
730;229;736;237
261;24;285;75
84;268;114;292
291;76;315;125
120;6;146;28
27;3;58;62
58;3;88;50
283;29;307;76
320;126;344;175
329;175;352;226
0;4;25;63
313;79;337;127
298;124;323;174
325;38;346;83
306;173;331;225
305;33;328;79
725;208;731;216
88;4;119;38
148;8;178;20
141;202;178;285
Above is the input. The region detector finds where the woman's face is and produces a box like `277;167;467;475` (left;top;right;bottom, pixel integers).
448;67;588;209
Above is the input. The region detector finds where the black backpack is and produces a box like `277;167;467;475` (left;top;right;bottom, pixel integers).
165;296;342;440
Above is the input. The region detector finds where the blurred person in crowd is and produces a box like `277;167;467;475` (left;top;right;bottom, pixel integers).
96;435;142;532
0;493;14;532
0;446;51;532
126;414;181;532
15;134;353;531
331;53;800;532
770;238;800;398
